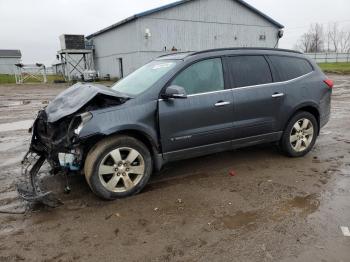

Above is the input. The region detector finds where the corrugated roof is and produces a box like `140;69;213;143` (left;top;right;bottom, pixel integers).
87;0;284;39
0;49;22;58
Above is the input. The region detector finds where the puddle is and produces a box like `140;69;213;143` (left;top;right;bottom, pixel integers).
272;194;320;220
0;191;19;205
287;195;320;214
0;101;22;108
0;140;27;152
0;120;33;132
219;211;259;230
0;157;23;168
0;218;26;236
0;225;15;235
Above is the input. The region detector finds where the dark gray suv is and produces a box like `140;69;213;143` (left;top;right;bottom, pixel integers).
21;48;333;203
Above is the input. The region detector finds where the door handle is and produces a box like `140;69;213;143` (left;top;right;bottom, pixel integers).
215;101;231;107
272;93;284;98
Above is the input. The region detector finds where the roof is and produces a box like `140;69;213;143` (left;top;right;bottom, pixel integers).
191;47;302;55
157;52;195;60
87;0;284;39
0;49;22;58
157;48;302;60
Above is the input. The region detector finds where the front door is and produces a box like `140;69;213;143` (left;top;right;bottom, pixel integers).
158;58;234;159
225;55;285;140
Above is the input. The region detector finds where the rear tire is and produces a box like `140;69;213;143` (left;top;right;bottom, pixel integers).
84;135;153;200
281;111;318;157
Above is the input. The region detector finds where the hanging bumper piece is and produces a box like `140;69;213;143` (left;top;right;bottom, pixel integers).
16;151;63;208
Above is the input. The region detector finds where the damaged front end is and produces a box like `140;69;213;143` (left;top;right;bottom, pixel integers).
17;83;130;207
17;110;85;207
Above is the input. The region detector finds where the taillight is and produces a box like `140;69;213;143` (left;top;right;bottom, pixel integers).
324;79;334;89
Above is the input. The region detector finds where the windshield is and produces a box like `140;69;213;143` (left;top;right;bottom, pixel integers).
111;60;178;96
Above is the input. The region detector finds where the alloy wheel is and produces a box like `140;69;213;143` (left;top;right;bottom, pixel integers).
98;147;145;193
289;118;314;152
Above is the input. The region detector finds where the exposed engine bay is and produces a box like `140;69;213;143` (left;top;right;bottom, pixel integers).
17;83;130;207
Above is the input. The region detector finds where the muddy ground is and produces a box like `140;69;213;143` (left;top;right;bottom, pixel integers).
0;76;349;262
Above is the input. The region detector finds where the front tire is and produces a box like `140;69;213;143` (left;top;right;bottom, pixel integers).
84;135;153;200
281;111;318;157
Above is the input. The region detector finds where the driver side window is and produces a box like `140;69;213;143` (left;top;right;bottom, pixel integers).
171;58;224;95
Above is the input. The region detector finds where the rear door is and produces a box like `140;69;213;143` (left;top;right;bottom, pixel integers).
225;55;285;141
158;58;234;157
267;55;316;128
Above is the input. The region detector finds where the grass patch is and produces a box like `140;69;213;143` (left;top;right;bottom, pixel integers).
0;74;116;85
0;74;66;84
318;62;350;74
0;74;16;84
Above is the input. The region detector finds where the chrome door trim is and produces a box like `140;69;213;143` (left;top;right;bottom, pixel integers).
158;72;313;101
232;72;313;91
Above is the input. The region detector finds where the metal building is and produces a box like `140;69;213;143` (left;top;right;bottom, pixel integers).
0;50;22;74
87;0;284;78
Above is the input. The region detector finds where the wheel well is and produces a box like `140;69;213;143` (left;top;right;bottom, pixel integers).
286;106;320;133
110;130;162;171
298;106;320;126
114;130;158;155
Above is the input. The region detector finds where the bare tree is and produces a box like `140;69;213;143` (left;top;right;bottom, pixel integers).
326;24;331;52
310;23;324;52
328;22;339;52
346;32;350;53
296;23;324;53
339;31;350;53
296;23;350;53
321;23;350;53
296;32;313;52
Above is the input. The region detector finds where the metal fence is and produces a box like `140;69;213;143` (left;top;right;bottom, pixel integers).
305;53;350;63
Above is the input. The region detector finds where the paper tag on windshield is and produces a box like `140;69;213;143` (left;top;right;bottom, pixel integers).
152;63;174;70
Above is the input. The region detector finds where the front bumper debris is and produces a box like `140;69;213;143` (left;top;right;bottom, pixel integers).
16;151;63;208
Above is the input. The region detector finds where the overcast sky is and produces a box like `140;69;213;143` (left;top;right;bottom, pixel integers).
1;0;350;65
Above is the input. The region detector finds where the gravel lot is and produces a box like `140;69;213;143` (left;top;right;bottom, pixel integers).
0;75;349;262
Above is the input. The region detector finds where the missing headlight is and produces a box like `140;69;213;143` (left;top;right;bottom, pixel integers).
74;112;93;135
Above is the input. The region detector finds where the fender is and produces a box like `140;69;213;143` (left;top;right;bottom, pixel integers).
80;100;159;146
283;101;320;131
103;124;159;150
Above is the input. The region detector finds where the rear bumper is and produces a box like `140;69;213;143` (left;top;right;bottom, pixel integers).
319;91;332;128
320;110;330;128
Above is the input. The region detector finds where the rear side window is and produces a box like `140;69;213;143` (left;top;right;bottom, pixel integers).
171;58;224;95
227;56;272;88
268;56;313;82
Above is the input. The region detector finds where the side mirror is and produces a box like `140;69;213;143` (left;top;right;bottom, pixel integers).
162;85;187;99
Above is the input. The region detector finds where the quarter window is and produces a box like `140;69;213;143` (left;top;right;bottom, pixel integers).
268;56;313;82
171;58;224;95
227;56;272;88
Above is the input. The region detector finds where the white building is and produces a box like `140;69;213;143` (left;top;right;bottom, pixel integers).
0;50;22;74
87;0;284;78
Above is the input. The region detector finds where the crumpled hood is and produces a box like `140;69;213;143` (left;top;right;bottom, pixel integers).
45;82;129;123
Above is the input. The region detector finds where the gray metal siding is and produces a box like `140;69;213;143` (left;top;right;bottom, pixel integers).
146;0;274;27
91;0;280;77
138;17;277;52
0;58;21;74
95;53;143;79
92;22;138;78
